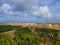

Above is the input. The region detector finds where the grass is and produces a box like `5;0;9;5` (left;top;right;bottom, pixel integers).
0;25;60;45
0;25;14;32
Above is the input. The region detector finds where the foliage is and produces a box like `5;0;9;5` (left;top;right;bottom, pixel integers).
35;28;60;45
0;25;13;32
0;25;60;45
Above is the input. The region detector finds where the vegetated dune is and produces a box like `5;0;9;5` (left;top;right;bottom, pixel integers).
0;30;16;39
0;23;60;45
3;23;60;30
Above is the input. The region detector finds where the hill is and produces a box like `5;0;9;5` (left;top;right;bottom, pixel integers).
0;23;60;45
1;23;60;30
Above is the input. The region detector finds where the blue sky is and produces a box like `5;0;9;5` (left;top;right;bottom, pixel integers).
0;0;60;23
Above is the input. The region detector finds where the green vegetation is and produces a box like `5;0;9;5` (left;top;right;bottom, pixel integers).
35;28;60;45
0;25;14;32
0;25;60;45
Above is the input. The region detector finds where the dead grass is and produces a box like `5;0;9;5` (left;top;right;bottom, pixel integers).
0;30;16;39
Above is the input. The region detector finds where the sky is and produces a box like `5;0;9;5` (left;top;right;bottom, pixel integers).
0;0;60;23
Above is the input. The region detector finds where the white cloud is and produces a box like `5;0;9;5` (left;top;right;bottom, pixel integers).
2;4;12;10
0;1;52;18
0;0;39;11
32;6;52;18
0;3;29;18
0;4;12;14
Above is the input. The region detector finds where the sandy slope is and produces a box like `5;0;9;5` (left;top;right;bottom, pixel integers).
3;23;60;30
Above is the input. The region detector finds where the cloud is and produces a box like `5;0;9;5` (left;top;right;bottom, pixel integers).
0;0;60;23
0;3;29;18
0;3;12;14
11;0;39;11
0;3;52;19
11;0;39;5
0;0;55;19
32;6;52;18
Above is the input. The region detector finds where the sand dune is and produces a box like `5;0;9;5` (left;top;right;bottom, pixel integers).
2;23;60;30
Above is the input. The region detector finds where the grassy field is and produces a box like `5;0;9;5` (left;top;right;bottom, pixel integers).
0;25;60;45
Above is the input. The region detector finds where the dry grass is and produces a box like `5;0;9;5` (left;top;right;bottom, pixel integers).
0;30;16;39
4;23;60;30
